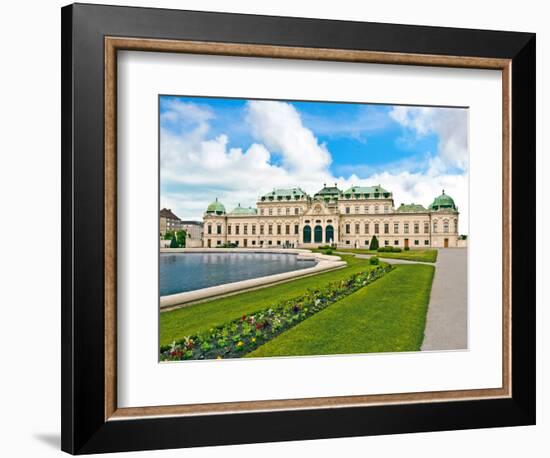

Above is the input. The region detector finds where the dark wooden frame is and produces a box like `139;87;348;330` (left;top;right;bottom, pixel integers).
62;3;536;454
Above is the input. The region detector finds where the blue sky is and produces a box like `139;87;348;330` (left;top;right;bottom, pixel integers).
159;95;469;232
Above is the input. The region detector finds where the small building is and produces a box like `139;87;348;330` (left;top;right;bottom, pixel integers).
159;208;183;236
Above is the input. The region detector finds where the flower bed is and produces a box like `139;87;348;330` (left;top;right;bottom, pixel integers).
160;264;392;361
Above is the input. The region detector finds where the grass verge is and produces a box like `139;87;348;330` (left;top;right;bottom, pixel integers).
247;264;435;357
333;248;438;263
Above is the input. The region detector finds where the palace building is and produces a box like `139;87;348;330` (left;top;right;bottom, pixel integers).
202;184;461;249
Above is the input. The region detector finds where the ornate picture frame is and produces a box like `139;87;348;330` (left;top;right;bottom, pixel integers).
61;3;535;454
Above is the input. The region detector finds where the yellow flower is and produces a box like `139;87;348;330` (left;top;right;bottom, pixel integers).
216;355;222;360
251;337;256;343
237;341;244;347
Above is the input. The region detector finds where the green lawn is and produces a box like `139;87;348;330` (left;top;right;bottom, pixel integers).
247;264;434;357
160;254;376;346
333;248;438;263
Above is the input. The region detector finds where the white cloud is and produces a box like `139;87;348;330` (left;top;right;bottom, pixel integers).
246;101;332;174
161;101;468;234
390;106;469;172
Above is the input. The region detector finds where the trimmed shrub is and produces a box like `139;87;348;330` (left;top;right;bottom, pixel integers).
393;247;402;252
369;256;380;265
370;235;379;251
323;248;334;255
404;246;410;251
169;237;178;248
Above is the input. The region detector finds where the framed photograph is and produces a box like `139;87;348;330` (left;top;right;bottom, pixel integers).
61;3;536;454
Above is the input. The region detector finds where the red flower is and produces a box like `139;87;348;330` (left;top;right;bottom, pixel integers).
256;323;263;330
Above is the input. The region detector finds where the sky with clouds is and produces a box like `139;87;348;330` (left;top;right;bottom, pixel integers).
160;96;469;234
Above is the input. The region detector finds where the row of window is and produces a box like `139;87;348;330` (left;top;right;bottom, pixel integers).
345;205;390;214
343;220;456;235
208;239;295;247
259;207;301;216
207;223;300;236
346;239;431;247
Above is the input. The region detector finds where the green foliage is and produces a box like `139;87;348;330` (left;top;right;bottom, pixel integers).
370;235;379;250
176;230;186;248
333;248;438;263
323;248;334;255
169;237;178;248
163;231;174;240
404;246;410;251
369;256;380;265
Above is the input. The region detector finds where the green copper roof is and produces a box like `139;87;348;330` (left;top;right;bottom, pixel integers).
314;184;342;199
396;203;428;213
429;190;457;211
229;203;257;215
343;184;391;198
205;198;226;215
260;188;308;201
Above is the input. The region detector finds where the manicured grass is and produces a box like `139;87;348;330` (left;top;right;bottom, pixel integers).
160;255;375;346
247;264;435;357
334;248;438;263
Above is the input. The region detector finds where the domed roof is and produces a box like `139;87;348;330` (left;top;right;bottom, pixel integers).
229;203;257;215
206;198;226;215
429;190;457;211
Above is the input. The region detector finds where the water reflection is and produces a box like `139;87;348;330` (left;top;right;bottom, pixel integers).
160;252;317;296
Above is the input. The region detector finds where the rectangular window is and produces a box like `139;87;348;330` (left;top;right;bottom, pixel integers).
364;239;369;246
444;221;449;233
355;206;360;213
216;225;221;235
384;240;389;246
394;240;399;245
227;225;232;235
394;223;399;234
414;223;419;234
414;240;419;245
424;240;430;246
268;225;272;235
285;225;290;235
252;225;256;235
375;206;379;213
384;223;389;234
374;223;379;234
260;225;264;235
207;225;212;235
217;240;221;245
294;224;299;235
345;207;350;214
365;206;369;213
260;209;264;215
345;224;350;234
277;208;281;215
424;222;429;233
243;225;248;235
355;223;360;234
277;225;281;235
404;223;409;234
433;221;438;233
294;207;299;215
365;223;369;234
384;206;389;213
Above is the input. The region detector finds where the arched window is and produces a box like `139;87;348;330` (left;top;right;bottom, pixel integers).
443;220;449;233
314;225;323;243
303;225;312;243
433;220;438;233
325;225;334;244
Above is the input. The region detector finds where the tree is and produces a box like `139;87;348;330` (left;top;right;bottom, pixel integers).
370;235;379;251
176;230;187;248
163;230;174;240
169;236;178;248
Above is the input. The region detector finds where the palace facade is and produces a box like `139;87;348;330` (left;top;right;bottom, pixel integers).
202;184;461;249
